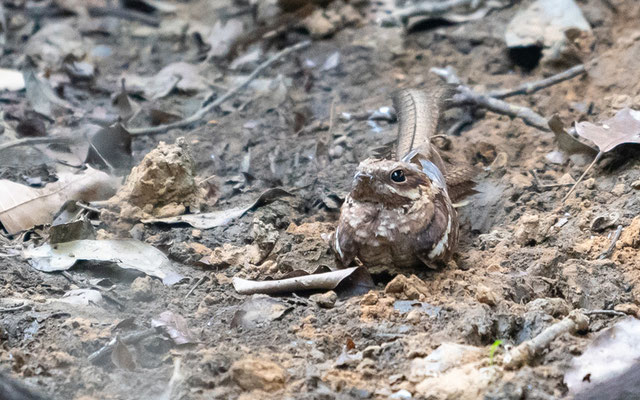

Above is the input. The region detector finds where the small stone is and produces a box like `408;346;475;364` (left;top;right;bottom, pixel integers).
557;173;575;185
405;309;422;324
361;291;378;306
310;291;337;308
390;389;413;399
130;276;154;301
192;229;202;239
362;345;381;359
583;178;595;189
614;303;639;317
476;285;498;306
631;180;640;190
611;183;626;196
231;357;286;392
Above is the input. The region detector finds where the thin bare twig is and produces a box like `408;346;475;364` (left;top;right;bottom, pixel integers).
0;303;30;312
0;136;74;152
129;40;311;136
583;309;626;317
598;225;623;260
562;151;603;202
184;276;207;299
88;328;157;364
487;64;586;99
503;310;588;369
87;7;160;27
432;67;550;131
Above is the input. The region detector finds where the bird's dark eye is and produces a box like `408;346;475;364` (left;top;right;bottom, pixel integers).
390;169;406;183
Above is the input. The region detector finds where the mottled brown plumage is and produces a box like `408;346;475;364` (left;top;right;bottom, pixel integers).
331;87;473;271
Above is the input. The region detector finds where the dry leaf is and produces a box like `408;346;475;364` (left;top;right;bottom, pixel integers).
24;70;74;117
548;114;596;155
206;19;244;59
151;311;197;345
575;108;640;152
232;266;374;297
111;337;136;371
85;123;133;174
23;239;184;285
0;167;119;234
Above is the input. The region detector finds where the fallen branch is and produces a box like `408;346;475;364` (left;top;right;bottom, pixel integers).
583;309;626;317
129;40;311;136
0;136;74;152
487;64;586;99
88;328;157;364
598;225;623;260
503;310;588;369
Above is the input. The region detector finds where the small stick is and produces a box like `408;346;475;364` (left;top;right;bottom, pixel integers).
0;136;74;152
184;276;207;299
598;225;623;260
583;309;626;317
487;64;586;99
87;7;160;27
0;303;30;312
530;170;574;190
503;310;588;369
562;151;603;202
88;328;157;364
129;40;311;136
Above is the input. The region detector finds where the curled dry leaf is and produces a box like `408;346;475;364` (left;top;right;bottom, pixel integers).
111;337;136;371
23;239;184;286
0;167;120;234
151;311;197;345
574;108;640;152
548;114;596;155
232;266;374;297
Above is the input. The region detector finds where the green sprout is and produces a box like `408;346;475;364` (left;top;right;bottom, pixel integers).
489;340;503;366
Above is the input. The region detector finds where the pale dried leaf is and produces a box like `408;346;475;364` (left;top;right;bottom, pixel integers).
23;239;184;285
0;167;119;234
207;19;243;59
575;108;640;152
548;114;596;155
111;337;136;371
151;311;196;345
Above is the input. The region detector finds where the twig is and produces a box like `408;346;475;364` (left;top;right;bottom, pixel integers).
129;40;311;136
503;310;588;369
184;276;207;299
530;170;574;190
383;0;475;26
562;151;603;202
88;328;157;364
583;309;626;317
432;67;550;132
87;7;160;27
452;86;550;131
598;225;623;260
0;303;30;312
0;136;74;152
487;64;586;99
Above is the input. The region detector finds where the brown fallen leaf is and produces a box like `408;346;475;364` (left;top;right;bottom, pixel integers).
564;108;640;201
151;311;197;345
0;167;120;234
111;337;136;371
548;114;596;155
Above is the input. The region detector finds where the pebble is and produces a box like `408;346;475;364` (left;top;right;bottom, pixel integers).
310;291;337;308
130;276;154;301
631;180;640;190
476;285;498;306
231;357;286;392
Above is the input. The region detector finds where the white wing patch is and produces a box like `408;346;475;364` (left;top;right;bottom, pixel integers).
428;214;452;259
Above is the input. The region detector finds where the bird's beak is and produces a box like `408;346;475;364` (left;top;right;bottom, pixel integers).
354;171;373;182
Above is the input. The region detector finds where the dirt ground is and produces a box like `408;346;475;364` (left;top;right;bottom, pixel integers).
1;0;640;399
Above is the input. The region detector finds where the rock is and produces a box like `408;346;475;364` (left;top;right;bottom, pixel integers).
475;285;498;306
390;389;413;399
231;357;286;392
414;364;502;400
409;343;484;383
405;309;422;324
514;213;555;245
385;275;430;300
310;291;337;308
362;345;381;359
130;276;154;301
207;244;261;268
631;180;640;190
505;0;591;67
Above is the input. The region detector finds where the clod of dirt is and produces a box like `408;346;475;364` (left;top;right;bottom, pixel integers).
310;290;337;308
102;138;213;230
618;216;640;248
475;285;499;306
206;243;261;269
415;363;502;400
230;357;286;392
130;276;155;301
514;213;555;245
385;275;430;301
409;343;484;383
